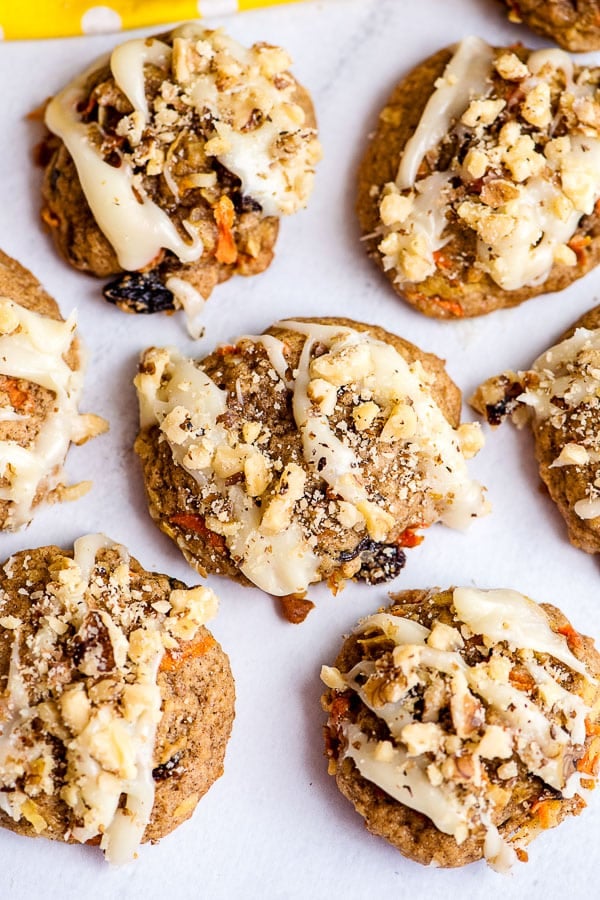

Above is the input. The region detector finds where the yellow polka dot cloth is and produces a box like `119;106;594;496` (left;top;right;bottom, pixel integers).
1;1;299;40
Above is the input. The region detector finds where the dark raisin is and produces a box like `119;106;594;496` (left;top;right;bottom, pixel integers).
485;379;523;425
103;272;176;314
235;194;262;214
345;538;406;585
152;752;183;781
70;610;115;672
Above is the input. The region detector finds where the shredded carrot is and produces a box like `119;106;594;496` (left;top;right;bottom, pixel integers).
508;668;536;692
424;294;464;318
2;377;30;412
160;632;216;672
433;250;453;271
214;195;238;265
169;513;226;554
397;527;424;549
577;736;600;776
531;799;562;830
41;207;60;229
515;848;529;863
329;694;351;727
216;344;238;357
557;623;583;653
585;718;600;737
567;234;592;266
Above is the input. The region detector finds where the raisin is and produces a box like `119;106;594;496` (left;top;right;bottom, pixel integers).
152;751;184;781
485;379;523;425
103;272;176;314
235;194;262;214
342;537;406;585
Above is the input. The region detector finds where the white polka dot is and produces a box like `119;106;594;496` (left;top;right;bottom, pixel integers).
81;6;122;35
198;0;239;17
0;26;4;40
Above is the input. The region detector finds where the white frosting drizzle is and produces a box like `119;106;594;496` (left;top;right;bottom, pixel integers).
452;587;589;676
136;322;486;596
397;35;494;190
45;49;203;272
329;587;595;869
343;721;469;833
280;319;487;530
110;38;171;125
135;348;320;595
0;297;88;529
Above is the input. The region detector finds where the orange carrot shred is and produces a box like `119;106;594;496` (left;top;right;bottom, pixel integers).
397;527;424;549
577;737;600;776
160;632;216;672
433;250;453;271
41;207;60;229
169;513;227;554
2;378;30;412
568;234;591;266
557;623;583;653
214;195;238;265
531;799;561;829
585;718;600;737
429;295;464;317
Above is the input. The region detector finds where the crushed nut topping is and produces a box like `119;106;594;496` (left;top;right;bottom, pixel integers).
135;321;488;598
376;38;600;291
0;535;218;864
0;296;108;531
322;588;597;872
45;24;321;277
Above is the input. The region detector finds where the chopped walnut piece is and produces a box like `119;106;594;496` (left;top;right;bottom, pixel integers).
401;721;444;756
307;377;338;415
463;148;489;179
461;98;506;128
480;179;520;208
261;463;306;533
380;402;417;442
244;451;271;497
521;82;552;129
352;400;380;431
495;52;529;82
380;190;414;226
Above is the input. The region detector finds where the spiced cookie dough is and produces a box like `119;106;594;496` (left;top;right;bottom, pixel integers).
0;250;106;531
357;37;600;318
41;24;321;334
0;534;235;863
502;1;600;53
322;588;600;870
472;305;600;554
134;318;488;612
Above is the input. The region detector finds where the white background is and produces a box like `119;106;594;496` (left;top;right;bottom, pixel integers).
1;1;599;898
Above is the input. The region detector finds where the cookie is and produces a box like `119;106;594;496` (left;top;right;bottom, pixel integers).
502;1;600;52
0;534;235;863
357;36;600;318
472;305;600;553
41;24;321;334
322;587;600;869
0;250;107;531
134;317;488;616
